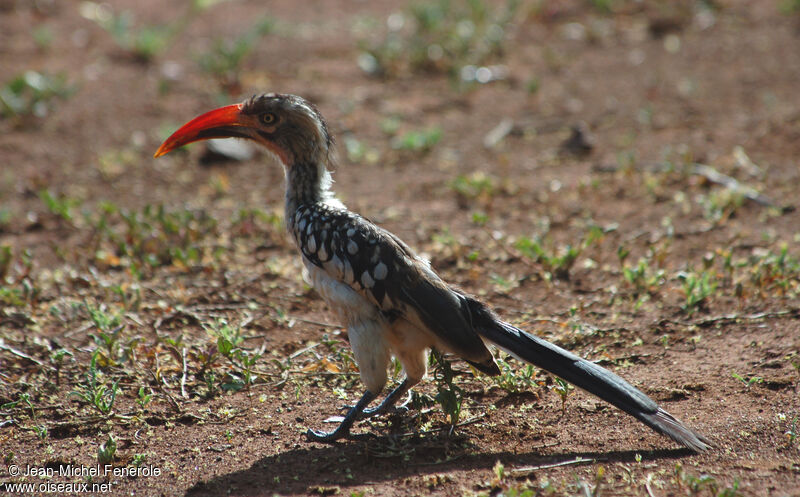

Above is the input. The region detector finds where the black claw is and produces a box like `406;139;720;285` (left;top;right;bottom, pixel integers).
306;427;348;443
339;404;374;420
339;401;408;420
307;390;377;443
364;403;407;417
361;406;381;416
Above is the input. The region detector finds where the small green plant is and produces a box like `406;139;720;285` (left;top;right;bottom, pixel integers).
86;0;224;62
674;463;741;496
39;189;82;224
97;433;117;465
32;424;48;441
490;460;506;489
136;386;153;409
678;269;718;314
196;17;274;92
32;25;54;50
515;237;579;280
551;377;574;411
450;171;498;203
211;319;244;356
0;286;23;307
70;351;121;416
515;226;605;281
359;0;519;81
0;247;37;306
391;126;442;153
618;248;667;307
0;207;9;231
780;0;800;14
132;453;147;467
586;0;615;13
230;207;283;238
430;351;464;426
84;302;130;365
698;188;745;225
2;393;36;420
342;136;379;164
471;211;489;226
731;372;763;388
204;319;262;391
86;302;122;332
90;202;219;275
748;244;800;297
95;10;176;62
525;77;540;94
203;371;218;398
785;415;798;447
50;348;73;386
0;71;73;119
490;354;537;393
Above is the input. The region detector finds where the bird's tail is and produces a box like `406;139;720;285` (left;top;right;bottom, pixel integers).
465;297;711;452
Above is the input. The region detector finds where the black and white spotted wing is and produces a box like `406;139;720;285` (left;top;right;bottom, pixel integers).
289;202;495;366
291;202;408;310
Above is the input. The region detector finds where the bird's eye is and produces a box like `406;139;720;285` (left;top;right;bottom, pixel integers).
260;112;277;125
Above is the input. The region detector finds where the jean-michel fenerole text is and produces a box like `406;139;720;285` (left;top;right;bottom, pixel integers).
22;464;161;478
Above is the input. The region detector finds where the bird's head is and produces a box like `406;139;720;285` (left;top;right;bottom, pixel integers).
154;93;334;168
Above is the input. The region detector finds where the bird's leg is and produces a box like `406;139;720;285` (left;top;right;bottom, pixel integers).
360;378;412;418
306;390;377;443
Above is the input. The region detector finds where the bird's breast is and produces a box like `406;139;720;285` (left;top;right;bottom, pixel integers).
290;203;408;313
302;258;381;325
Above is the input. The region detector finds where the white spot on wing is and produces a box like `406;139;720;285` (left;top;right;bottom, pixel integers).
373;262;388;280
347;240;359;255
307;235;317;253
361;271;375;288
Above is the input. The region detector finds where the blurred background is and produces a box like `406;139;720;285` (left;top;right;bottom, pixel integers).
2;0;798;278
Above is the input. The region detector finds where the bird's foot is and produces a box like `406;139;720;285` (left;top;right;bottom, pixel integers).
340;402;409;419
341;391;412;419
310;390;377;443
305;427;350;443
364;403;409;417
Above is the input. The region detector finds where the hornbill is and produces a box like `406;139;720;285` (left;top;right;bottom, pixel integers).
155;93;710;451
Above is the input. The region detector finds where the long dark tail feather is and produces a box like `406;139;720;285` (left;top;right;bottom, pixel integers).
465;297;712;452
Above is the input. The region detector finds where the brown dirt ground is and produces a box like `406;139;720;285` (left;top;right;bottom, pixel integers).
1;1;799;496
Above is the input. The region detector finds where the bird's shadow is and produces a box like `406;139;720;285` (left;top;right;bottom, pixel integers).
185;434;694;496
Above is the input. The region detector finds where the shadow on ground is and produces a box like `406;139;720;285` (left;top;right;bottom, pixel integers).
186;438;693;496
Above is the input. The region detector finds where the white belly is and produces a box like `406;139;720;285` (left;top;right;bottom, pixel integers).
303;259;393;393
303;260;379;325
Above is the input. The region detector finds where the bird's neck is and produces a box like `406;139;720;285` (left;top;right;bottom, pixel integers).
284;160;341;227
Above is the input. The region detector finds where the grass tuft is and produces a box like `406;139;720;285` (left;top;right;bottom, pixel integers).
0;71;73;120
359;0;519;83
